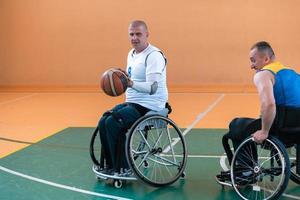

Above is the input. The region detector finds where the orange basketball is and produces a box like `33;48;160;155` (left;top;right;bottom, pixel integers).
101;68;128;97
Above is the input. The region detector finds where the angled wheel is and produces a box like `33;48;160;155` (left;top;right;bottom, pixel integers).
231;136;290;200
126;115;187;187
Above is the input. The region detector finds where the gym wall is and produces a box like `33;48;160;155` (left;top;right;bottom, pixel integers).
1;0;300;92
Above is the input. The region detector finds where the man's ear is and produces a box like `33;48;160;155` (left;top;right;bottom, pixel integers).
264;56;270;64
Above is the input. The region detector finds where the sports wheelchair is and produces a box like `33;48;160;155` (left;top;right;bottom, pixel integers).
216;106;300;200
90;104;187;188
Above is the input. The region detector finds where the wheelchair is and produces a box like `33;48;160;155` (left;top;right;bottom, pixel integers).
216;106;300;200
90;105;187;188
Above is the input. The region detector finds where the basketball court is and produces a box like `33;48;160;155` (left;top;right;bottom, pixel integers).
0;92;300;199
1;0;300;199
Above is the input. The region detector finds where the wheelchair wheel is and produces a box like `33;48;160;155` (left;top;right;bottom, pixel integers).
90;127;101;166
126;115;187;187
231;136;290;200
288;144;300;184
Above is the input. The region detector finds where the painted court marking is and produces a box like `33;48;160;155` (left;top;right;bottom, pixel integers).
163;94;225;153
0;166;132;200
0;93;37;106
182;93;225;136
1;153;299;199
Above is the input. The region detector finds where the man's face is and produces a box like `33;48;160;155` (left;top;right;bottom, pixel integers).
249;48;269;71
128;25;148;51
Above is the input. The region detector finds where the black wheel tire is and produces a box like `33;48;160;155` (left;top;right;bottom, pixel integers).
90;127;101;166
231;136;290;200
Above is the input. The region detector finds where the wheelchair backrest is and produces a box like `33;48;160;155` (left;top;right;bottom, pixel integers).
275;106;300;128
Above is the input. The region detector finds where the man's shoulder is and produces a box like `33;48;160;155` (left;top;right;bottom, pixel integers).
148;44;164;53
146;44;166;59
255;70;274;79
254;70;274;86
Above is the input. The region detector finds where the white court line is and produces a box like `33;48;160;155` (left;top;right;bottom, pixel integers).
182;93;225;137
282;193;300;200
0;166;132;200
262;187;300;200
161;154;223;158
219;154;297;171
0;93;37;106
163;94;225;153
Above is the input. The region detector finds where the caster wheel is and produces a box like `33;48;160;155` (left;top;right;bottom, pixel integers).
114;180;122;188
144;161;149;168
180;171;186;179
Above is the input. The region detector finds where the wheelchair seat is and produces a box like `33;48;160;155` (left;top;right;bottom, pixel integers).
145;102;172;117
278;127;300;145
275;105;300;142
145;108;169;117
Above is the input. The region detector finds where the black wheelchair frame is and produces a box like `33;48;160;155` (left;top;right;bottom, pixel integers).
90;105;187;188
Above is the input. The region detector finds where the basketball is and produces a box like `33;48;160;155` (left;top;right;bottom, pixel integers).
100;68;128;96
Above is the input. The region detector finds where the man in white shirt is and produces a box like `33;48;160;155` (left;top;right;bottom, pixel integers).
98;20;168;174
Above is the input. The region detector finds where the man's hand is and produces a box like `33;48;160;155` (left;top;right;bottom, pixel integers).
127;79;133;87
252;130;268;143
117;68;128;76
117;68;133;87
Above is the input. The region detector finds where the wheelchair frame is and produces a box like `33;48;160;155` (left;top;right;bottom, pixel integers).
217;128;300;200
90;110;187;188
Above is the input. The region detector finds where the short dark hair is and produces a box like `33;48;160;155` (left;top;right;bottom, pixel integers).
129;20;148;31
251;41;275;59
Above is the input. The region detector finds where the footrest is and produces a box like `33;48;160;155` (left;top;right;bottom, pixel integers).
216;171;231;182
215;173;232;187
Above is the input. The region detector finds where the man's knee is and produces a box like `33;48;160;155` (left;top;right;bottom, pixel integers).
98;110;113;128
228;117;258;142
229;118;245;131
105;116;124;137
98;116;107;131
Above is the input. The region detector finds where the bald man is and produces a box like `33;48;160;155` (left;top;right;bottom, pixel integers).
98;20;168;176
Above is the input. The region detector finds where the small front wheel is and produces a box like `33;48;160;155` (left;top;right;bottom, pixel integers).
114;180;122;188
180;171;186;179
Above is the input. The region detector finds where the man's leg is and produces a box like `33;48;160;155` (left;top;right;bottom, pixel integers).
228;118;261;170
98;103;128;170
218;118;261;182
98;114;113;168
228;118;260;149
104;104;143;170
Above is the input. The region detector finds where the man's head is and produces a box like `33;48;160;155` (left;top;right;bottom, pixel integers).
128;20;149;53
249;41;275;71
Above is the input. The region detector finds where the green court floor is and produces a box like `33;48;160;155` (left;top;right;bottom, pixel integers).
0;128;299;200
